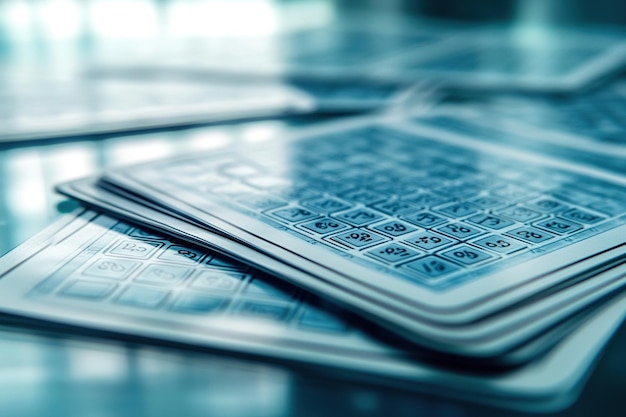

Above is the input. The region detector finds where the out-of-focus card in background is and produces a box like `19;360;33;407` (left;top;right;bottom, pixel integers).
439;78;626;151
0;71;314;143
412;97;626;178
375;27;626;93
91;17;626;94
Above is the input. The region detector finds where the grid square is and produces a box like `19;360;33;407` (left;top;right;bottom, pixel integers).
365;243;421;264
506;226;556;244
473;235;527;254
534;218;583;235
401;257;460;280
328;229;388;249
403;231;456;251
299;218;351;235
434;222;483;240
403;211;448;228
370;220;418;237
440;245;495;266
333;208;384;226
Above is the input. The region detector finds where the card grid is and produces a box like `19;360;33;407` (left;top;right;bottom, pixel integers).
123;125;626;292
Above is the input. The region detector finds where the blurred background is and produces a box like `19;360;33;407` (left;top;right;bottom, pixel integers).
2;0;626;70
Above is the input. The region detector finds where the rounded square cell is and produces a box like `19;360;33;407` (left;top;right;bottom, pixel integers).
365;243;421;264
505;226;555;244
192;270;246;292
440;245;495;266
402;192;450;209
83;258;141;280
298;218;350;235
526;198;569;213
401;257;460;280
333;208;384;226
434;202;479;218
403;211;448;228
268;206;318;223
370;220;417;237
561;208;605;224
497;205;543;222
434;222;484;240
60;280;117;300
134;264;192;286
303;197;352;213
469;195;507;210
115;285;169;309
158;245;206;265
108;239;163;259
371;181;419;197
340;188;386;205
467;214;514;230
403;231;456;251
434;183;480;198
472;235;527;254
491;185;535;201
371;200;419;216
328;229;388;249
170;293;227;314
533;218;583;235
